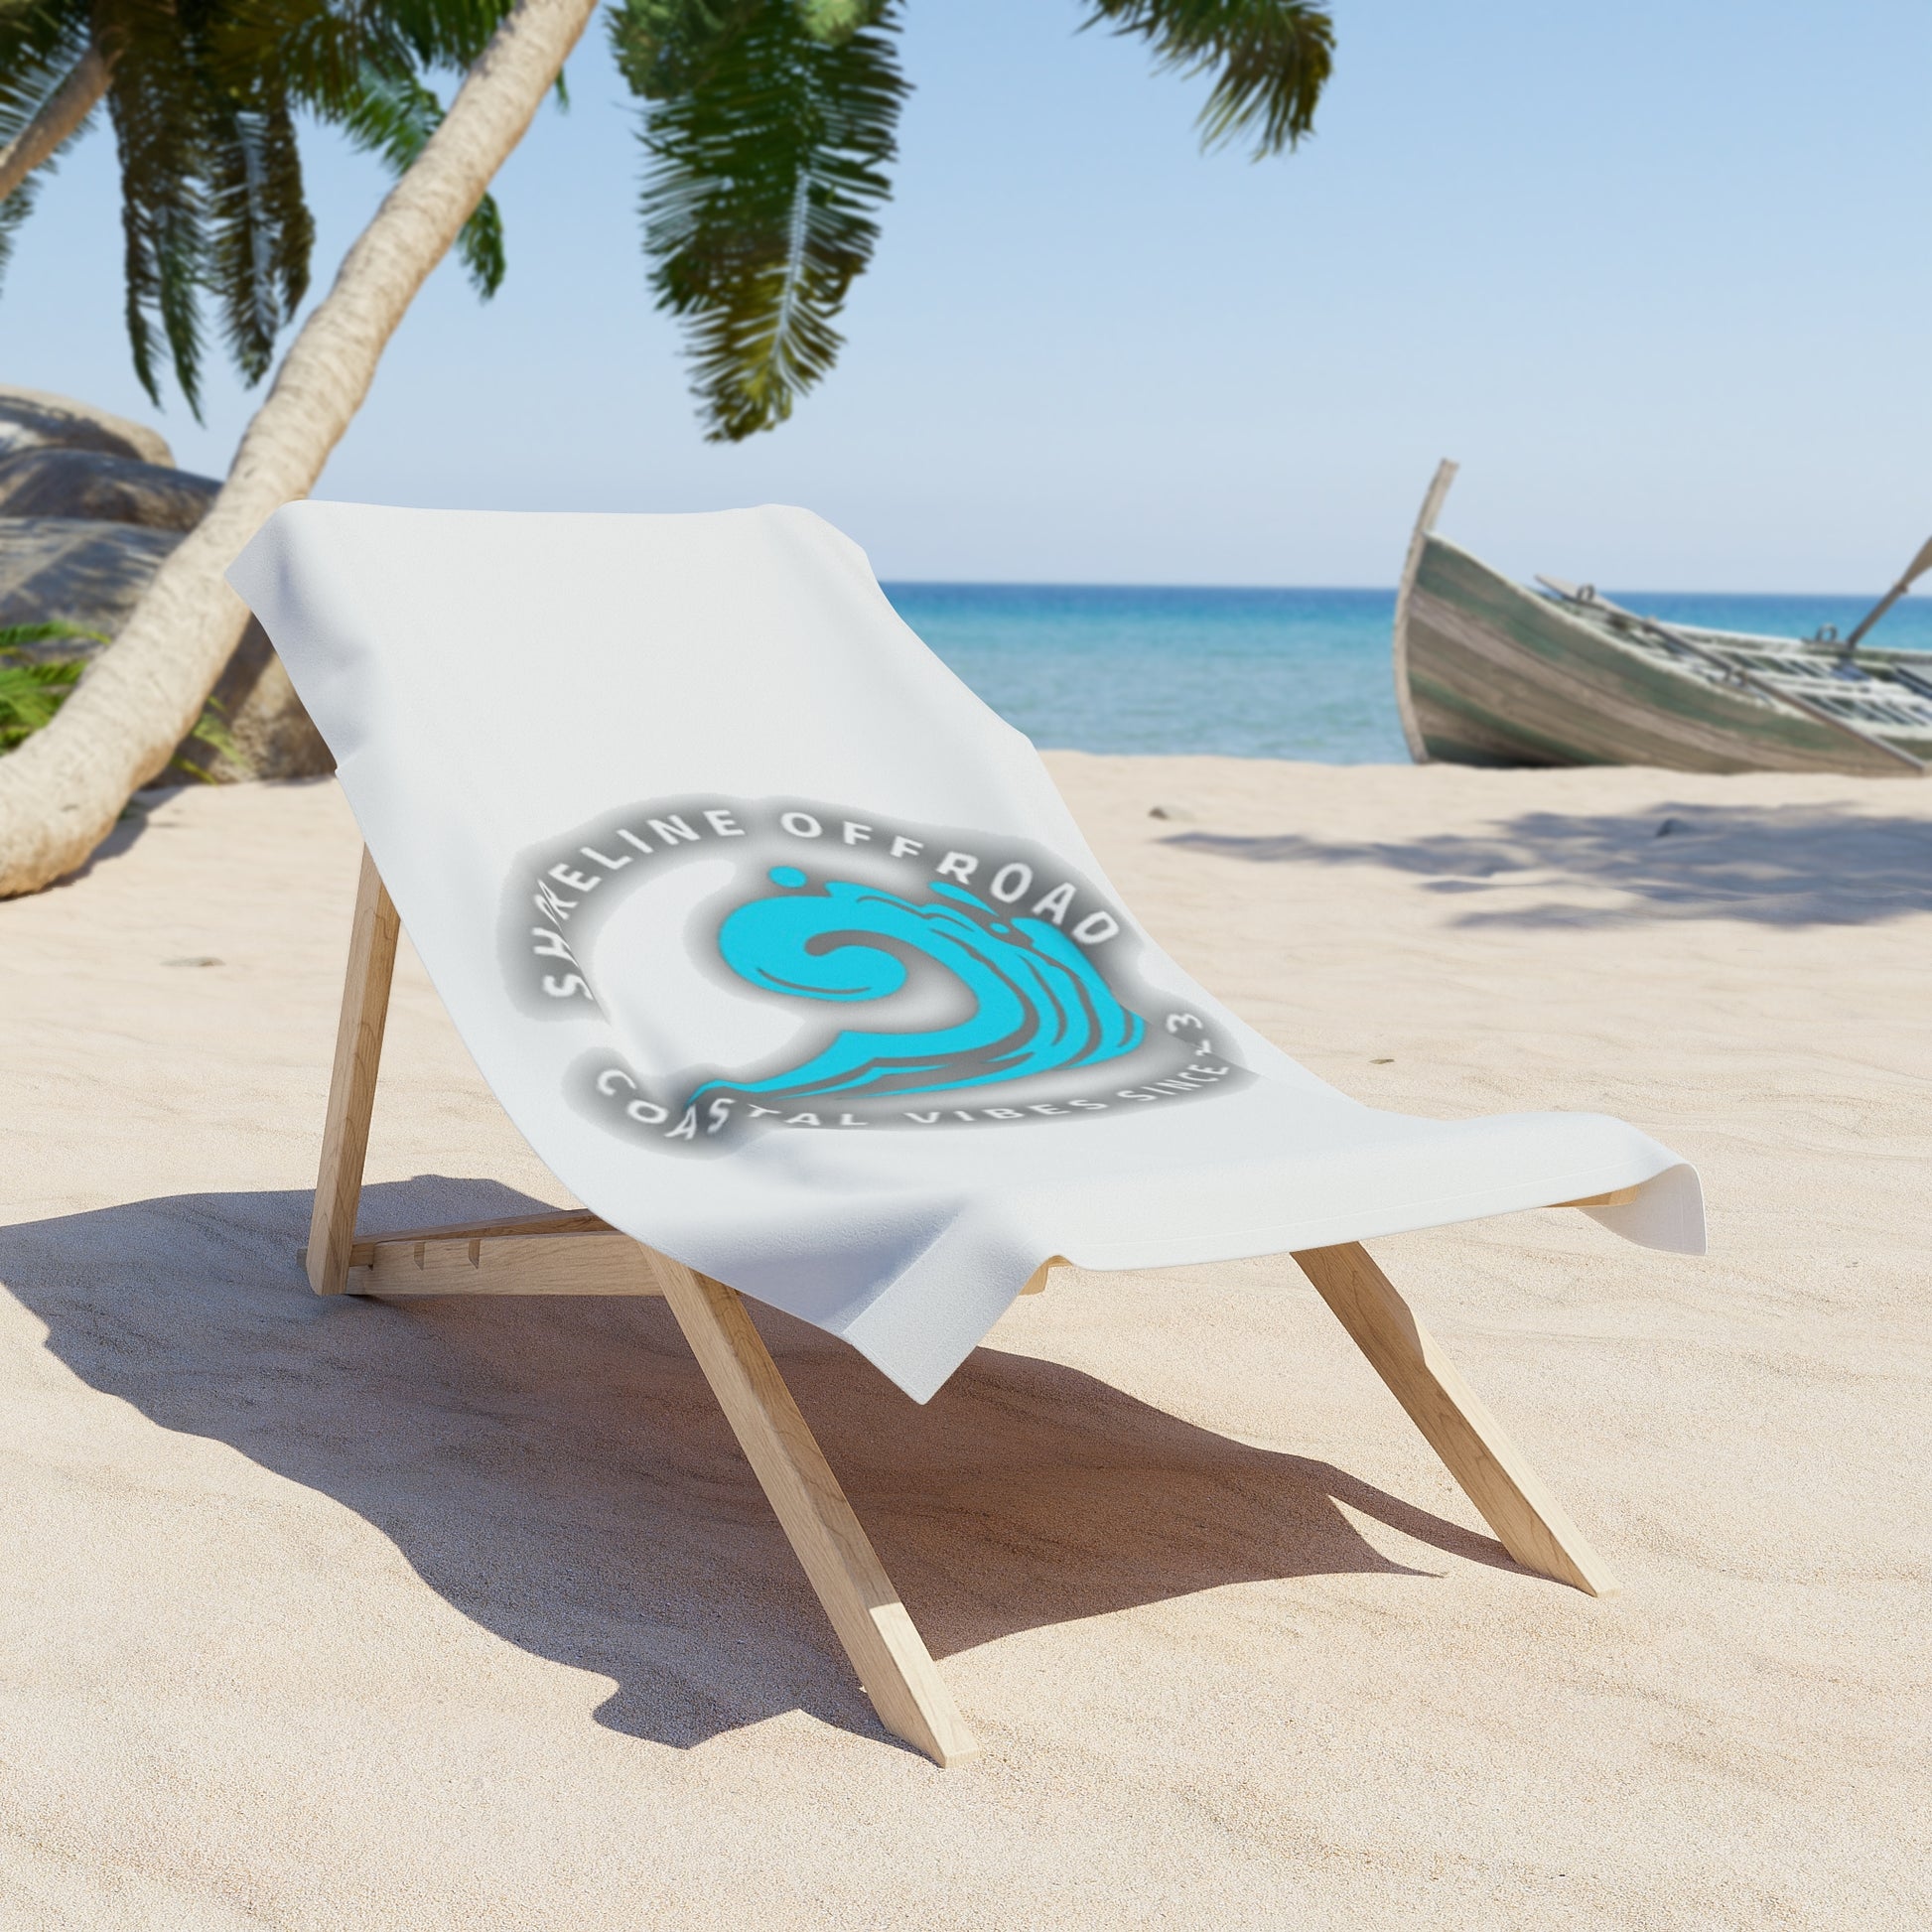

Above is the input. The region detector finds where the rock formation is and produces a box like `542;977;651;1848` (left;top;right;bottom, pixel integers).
0;448;220;531
0;388;331;783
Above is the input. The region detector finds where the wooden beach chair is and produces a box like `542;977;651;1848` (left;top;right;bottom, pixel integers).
234;502;1704;1767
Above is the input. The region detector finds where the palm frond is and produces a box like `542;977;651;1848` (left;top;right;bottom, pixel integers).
204;92;314;381
213;0;395;114
454;183;503;296
0;631;234;767
169;691;243;776
330;62;506;297
101;0;214;413
0;2;95;295
1084;0;1334;158
2;0;531;410
0;645;84;752
613;0;759;96
613;0;909;442
0;161;39;289
793;0;889;41
376;0;516;72
212;0;511;298
0;620;112;648
0;1;94;143
0;662;81;750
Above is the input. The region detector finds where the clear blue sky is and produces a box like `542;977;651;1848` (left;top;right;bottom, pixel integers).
7;0;1928;589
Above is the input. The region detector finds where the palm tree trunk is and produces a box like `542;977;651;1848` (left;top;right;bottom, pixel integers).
0;43;109;205
0;0;600;896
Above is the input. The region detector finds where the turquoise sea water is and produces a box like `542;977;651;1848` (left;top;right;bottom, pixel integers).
882;583;1932;763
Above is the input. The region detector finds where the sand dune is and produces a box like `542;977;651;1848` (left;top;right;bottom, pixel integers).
2;758;1927;1928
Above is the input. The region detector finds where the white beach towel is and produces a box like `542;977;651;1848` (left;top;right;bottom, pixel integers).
229;502;1704;1401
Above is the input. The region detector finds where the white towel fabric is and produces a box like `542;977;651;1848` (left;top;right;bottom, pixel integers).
229;502;1704;1401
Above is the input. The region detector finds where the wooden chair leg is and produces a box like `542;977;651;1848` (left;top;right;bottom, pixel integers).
650;1254;980;1766
1293;1242;1619;1596
308;846;400;1297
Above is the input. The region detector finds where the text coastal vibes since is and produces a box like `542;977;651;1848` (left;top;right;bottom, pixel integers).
509;795;1247;1150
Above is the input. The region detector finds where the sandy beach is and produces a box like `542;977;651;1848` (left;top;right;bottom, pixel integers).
2;754;1927;1929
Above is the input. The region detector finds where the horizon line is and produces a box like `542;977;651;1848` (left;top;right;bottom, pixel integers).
877;579;1908;603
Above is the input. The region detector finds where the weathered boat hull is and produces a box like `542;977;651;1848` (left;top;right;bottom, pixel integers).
1398;531;1932;777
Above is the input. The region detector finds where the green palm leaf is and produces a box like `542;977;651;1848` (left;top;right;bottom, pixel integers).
0;655;82;751
0;0;521;408
0;0;95;292
0;626;237;770
6;0;1330;444
214;0;513;299
1084;0;1334;158
101;0;216;413
204;92;315;383
328;61;507;297
614;0;908;442
0;624;101;752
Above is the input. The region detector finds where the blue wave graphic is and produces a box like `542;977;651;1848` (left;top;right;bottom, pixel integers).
690;869;1144;1105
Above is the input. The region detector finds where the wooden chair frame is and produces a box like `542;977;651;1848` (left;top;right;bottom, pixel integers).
303;847;1626;1766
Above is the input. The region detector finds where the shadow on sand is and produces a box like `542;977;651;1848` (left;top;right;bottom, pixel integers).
1168;800;1932;929
0;1176;1515;1754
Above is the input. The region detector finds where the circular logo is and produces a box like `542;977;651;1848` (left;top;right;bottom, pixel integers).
502;794;1247;1155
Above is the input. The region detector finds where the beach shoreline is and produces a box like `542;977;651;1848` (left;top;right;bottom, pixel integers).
3;757;1926;1927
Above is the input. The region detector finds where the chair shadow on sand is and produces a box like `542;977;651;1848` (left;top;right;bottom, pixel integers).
0;1176;1521;1754
1168;800;1932;929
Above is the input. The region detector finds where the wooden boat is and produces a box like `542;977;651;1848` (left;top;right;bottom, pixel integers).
1392;462;1932;775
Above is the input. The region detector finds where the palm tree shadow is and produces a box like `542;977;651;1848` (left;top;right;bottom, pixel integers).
1168;801;1932;928
0;1177;1518;1754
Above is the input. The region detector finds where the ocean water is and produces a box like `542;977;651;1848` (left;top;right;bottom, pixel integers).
882;582;1932;764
